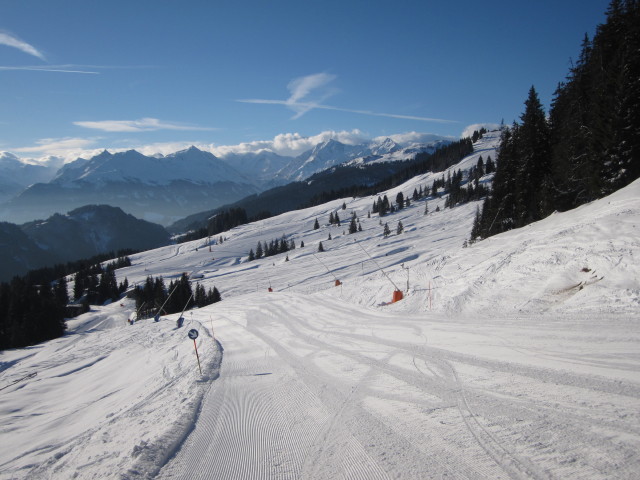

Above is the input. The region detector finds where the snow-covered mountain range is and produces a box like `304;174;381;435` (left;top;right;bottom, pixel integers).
1;130;638;479
0;135;450;225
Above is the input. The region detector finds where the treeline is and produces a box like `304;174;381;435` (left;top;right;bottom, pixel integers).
0;252;135;350
131;273;221;320
247;235;299;261
72;256;131;306
12;249;137;287
443;165;491;209
0;277;68;349
474;0;640;240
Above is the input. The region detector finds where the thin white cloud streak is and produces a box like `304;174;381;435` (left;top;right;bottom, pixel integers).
239;99;458;124
287;73;335;104
74;118;217;133
0;66;98;74
286;73;338;119
240;72;456;124
0;64;158;74
13;137;100;157
0;32;45;60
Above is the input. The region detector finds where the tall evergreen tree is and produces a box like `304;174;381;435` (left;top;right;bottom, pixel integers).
516;86;552;223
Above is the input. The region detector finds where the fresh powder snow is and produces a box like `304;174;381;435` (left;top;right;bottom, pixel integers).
1;132;638;479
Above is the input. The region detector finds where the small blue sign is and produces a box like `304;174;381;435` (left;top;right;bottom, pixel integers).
188;328;199;340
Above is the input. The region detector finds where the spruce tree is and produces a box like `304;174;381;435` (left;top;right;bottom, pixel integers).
517;86;552;223
349;217;358;234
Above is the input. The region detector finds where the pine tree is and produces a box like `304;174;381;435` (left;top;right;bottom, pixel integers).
516;85;552;223
396;220;404;234
383;223;391;237
313;218;320;230
476;156;485;177
211;287;221;303
470;206;482;241
485;156;495;174
348;216;358;234
54;277;69;305
318;242;324;252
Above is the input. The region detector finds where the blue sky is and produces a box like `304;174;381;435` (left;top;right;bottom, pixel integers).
1;0;608;160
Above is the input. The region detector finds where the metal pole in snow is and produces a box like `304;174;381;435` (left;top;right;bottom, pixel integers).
188;329;202;375
193;340;202;374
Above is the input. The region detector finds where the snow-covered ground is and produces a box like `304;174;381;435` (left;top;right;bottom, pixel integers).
1;132;639;479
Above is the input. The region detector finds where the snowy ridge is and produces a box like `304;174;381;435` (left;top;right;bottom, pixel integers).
1;136;639;479
272;136;451;183
52;147;251;187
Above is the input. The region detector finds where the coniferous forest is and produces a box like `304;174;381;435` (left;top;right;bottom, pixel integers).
131;273;222;320
473;0;640;239
0;255;131;349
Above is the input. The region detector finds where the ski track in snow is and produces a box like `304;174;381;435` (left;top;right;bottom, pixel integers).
155;293;639;480
2;133;639;479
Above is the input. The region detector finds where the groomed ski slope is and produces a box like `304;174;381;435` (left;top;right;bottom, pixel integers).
1;132;639;479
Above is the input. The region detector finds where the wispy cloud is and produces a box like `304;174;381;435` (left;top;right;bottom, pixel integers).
0;32;45;60
13;137;99;155
0;65;98;74
74;118;217;133
285;73;338;119
0;64;158;75
239;72;457;124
